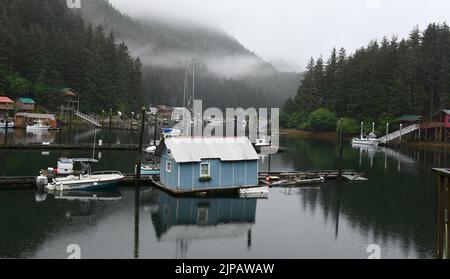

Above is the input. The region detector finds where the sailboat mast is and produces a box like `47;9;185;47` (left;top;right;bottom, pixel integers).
192;59;195;111
360;122;364;139
183;61;188;108
372;122;375;134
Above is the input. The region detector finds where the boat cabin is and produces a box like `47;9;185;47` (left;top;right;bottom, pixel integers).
155;137;260;192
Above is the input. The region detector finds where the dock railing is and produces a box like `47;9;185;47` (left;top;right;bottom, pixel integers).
74;110;102;127
379;124;419;143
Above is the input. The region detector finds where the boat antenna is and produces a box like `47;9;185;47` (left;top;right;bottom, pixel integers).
372;122;375;134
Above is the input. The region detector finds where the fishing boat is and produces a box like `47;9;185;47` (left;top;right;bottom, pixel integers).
39;158;124;191
0;120;15;129
26;120;51;132
351;122;380;146
239;185;269;198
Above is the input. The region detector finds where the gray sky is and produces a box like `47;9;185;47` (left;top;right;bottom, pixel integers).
109;0;450;72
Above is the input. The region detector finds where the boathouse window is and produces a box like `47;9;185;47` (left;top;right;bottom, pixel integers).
200;163;210;177
166;161;172;173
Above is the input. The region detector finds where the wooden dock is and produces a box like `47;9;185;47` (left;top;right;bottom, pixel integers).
0;143;139;151
258;169;365;180
0;169;367;192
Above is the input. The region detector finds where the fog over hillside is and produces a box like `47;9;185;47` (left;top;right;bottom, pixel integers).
78;0;300;108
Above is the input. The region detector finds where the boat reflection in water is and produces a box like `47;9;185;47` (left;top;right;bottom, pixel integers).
351;142;416;171
36;189;122;218
146;190;257;258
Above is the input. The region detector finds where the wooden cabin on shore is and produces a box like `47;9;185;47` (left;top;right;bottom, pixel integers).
392;110;450;143
15;98;36;112
0;96;14;117
15;113;57;129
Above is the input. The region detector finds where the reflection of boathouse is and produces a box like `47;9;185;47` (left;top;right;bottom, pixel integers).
150;191;257;242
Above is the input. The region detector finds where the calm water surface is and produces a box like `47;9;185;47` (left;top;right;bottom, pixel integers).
0;130;443;259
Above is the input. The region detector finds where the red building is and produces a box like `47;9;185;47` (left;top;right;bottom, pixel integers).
0;96;14;111
433;110;450;128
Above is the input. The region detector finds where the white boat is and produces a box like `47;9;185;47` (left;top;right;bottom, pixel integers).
39;158;124;191
239;185;269;198
255;138;271;147
161;127;183;138
0;120;14;129
45;171;124;191
352;135;380;145
351;122;380;146
145;145;157;154
26;120;51;132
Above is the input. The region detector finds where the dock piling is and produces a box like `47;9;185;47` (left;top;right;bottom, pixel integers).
338;119;344;178
136;108;146;179
4;121;7;145
108;108;112;147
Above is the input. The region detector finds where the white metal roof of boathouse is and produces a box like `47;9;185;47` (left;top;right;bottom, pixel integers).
156;137;260;163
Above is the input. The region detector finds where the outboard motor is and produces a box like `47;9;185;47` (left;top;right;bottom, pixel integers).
36;173;48;191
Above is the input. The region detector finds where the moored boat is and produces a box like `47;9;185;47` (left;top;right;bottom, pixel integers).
351;122;380;146
46;171;124;191
26;120;51;132
161;127;183;138
39;158;124;191
0;120;15;129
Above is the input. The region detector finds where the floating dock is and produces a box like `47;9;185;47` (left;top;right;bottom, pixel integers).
258;170;365;180
0;169;367;192
0;143;139;151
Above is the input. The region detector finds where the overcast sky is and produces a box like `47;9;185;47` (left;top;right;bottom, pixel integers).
108;0;450;72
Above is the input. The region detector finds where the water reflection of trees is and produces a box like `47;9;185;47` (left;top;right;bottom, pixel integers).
298;177;435;258
278;137;446;258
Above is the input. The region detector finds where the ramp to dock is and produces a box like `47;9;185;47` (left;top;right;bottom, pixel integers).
74;110;102;127
379;124;419;143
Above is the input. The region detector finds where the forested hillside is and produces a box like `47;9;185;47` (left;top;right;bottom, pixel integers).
0;0;143;113
79;0;300;109
284;23;450;131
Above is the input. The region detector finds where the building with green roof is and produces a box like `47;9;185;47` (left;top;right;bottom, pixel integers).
16;97;36;111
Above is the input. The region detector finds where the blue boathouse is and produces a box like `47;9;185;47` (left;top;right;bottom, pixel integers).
155;137;260;193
